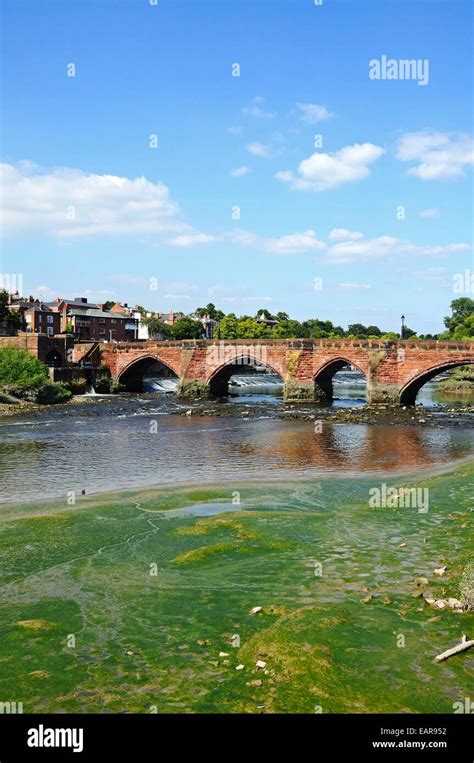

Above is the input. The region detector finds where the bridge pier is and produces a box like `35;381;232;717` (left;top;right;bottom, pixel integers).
176;379;211;399
366;382;401;406
283;380;332;402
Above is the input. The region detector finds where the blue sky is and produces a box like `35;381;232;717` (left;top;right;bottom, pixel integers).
1;0;472;333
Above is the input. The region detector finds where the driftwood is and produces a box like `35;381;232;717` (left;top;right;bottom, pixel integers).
434;634;474;663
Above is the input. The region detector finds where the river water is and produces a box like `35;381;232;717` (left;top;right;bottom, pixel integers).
0;373;472;504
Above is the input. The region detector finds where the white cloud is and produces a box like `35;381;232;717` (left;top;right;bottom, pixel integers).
329;228;364;241
246;142;275;159
324;235;470;265
263;230;326;255
418;208;440;219
167;233;217;247
413;266;448;283
230;166;251;177
396;131;474;180
0;162;184;238
242;97;276;119
228;228;325;255
276;142;385;191
296;102;334;124
337;283;372;290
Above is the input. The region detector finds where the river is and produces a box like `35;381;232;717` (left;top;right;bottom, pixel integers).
0;371;472;504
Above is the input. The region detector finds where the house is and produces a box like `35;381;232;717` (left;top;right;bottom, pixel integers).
47;298;138;341
24;304;61;336
7;295;61;335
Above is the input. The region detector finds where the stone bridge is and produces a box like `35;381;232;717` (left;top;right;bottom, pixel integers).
99;338;474;405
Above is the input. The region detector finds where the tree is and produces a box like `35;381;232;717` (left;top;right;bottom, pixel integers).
255;308;275;321
219;313;238;339
0;346;48;389
102;301;116;312
366;325;382;337
0;290;21;333
170;317;203;340
347;323;368;338
272;319;307;338
146;316;171;339
195;303;225;321
443;298;474;338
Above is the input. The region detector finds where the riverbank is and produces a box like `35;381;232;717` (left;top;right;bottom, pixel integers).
0;461;472;712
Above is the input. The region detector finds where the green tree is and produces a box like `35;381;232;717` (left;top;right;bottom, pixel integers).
102;300;116;312
236;318;264;339
347;323;369;338
195;303;225;321
0;346;48;389
443;298;474;337
219;313;239;339
170;317;203;340
0;290;21;332
145;316;171;339
366;325;382;337
272;319;307;338
255;308;275;321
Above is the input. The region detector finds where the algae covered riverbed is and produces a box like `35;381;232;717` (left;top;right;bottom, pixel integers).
0;461;472;713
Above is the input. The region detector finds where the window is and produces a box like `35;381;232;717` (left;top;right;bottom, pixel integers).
111;319;117;323
47;326;54;336
47;315;53;324
25;315;32;323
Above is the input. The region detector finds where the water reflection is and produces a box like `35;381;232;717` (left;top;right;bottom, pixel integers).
0;398;471;503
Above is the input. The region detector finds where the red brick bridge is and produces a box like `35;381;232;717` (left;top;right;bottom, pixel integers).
100;338;474;405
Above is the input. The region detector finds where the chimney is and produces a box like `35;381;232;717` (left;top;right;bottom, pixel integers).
75;297;88;304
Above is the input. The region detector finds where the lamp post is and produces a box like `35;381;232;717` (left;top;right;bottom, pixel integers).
401;314;405;340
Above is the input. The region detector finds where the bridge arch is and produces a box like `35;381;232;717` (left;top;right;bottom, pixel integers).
399;359;473;406
118;354;180;392
206;354;284;397
313;357;367;401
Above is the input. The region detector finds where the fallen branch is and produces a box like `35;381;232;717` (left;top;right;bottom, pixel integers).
434;634;474;663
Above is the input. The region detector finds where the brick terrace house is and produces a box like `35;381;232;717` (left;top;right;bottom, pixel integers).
7;294;61;335
47;298;138;341
24;304;61;335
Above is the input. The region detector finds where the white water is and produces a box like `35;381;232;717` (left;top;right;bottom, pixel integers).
229;373;283;395
143;377;178;393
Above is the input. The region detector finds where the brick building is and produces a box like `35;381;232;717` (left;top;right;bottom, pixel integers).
47;298;138;341
7;295;61;335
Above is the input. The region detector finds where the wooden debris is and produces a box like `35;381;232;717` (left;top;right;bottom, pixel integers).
434;634;474;663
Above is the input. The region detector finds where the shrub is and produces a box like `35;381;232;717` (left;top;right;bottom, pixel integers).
36;383;72;404
0;346;48;389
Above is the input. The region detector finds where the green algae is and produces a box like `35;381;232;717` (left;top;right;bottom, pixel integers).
0;462;472;713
